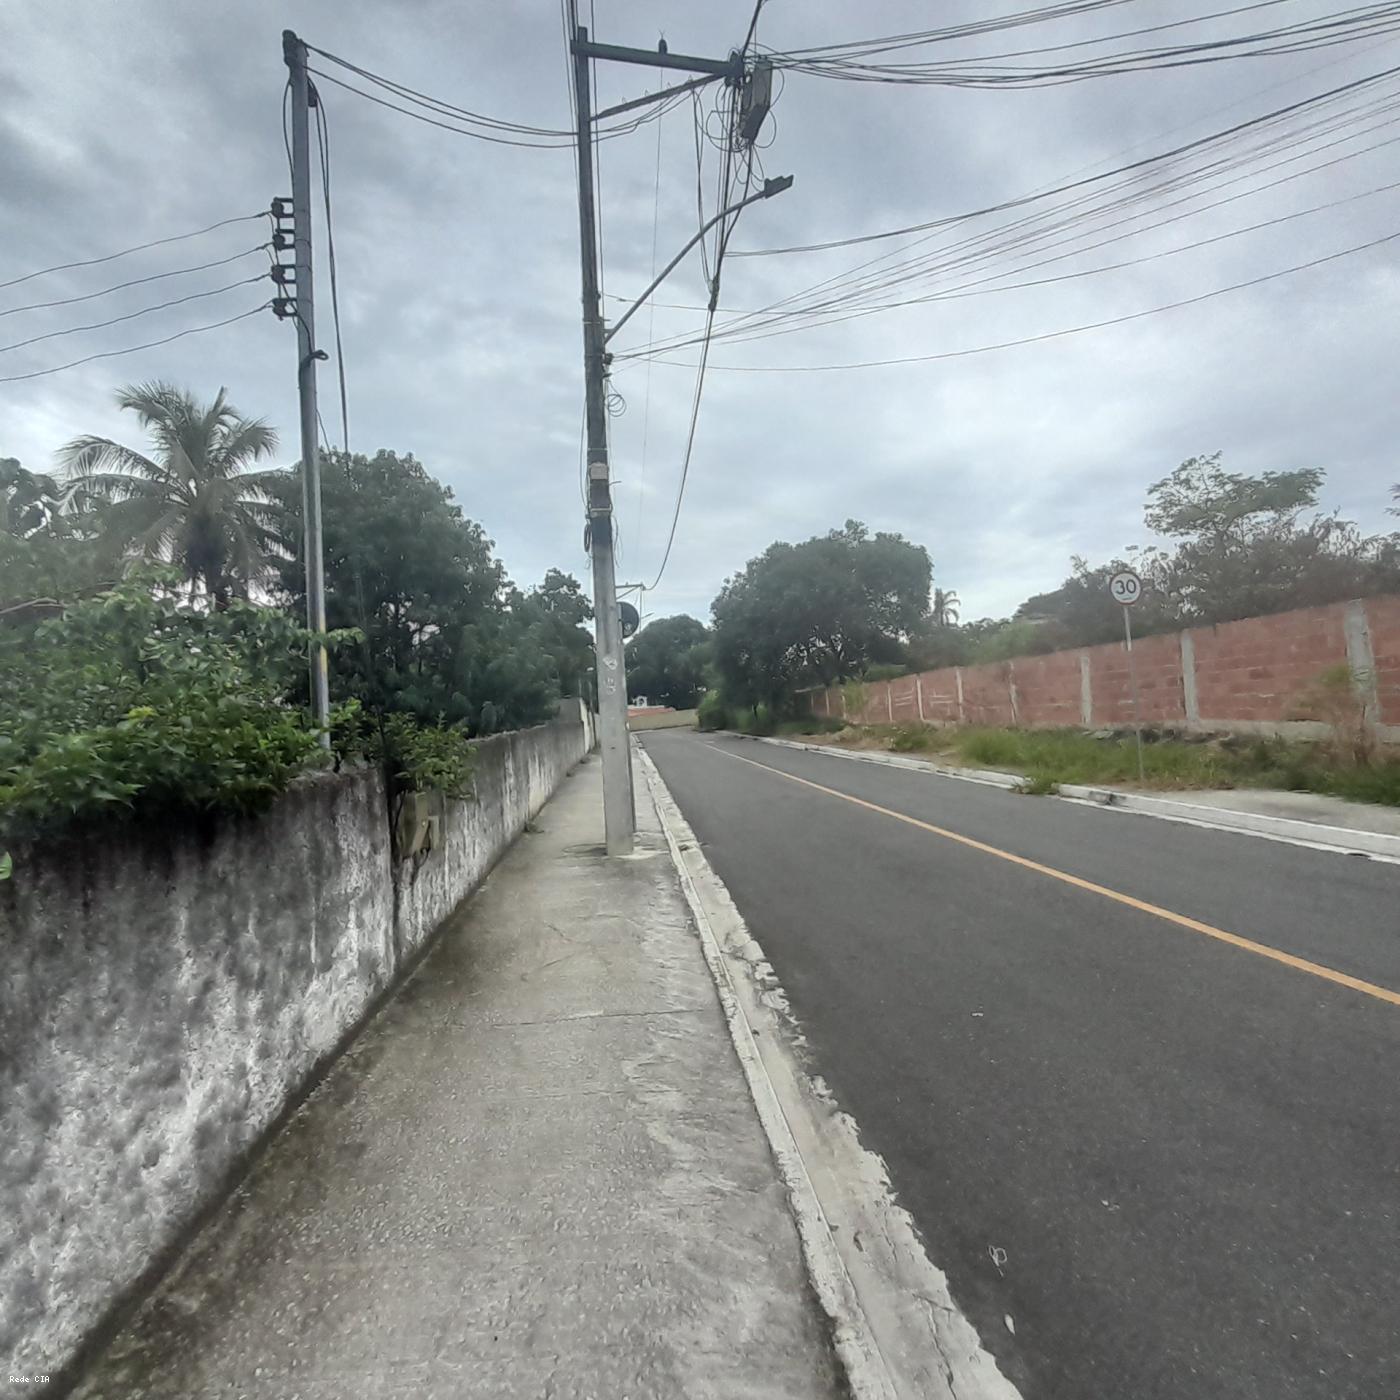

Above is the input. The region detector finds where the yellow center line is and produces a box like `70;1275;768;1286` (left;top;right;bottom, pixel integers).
711;743;1400;1009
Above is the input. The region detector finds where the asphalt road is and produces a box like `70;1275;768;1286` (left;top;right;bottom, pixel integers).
641;729;1400;1400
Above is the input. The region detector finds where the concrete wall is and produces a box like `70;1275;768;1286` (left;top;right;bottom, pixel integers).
627;708;698;731
808;596;1400;741
0;702;594;1386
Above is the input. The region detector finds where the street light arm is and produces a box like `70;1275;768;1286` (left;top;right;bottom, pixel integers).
603;176;792;347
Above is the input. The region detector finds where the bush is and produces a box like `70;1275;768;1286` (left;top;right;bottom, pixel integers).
776;715;847;736
863;663;908;683
697;690;729;731
333;702;474;800
0;574;333;843
888;723;936;753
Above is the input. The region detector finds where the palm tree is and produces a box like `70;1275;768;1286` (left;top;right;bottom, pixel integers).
2;458;71;538
59;382;286;606
931;587;961;628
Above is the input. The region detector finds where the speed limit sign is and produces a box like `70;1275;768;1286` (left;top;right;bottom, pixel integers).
1109;570;1142;607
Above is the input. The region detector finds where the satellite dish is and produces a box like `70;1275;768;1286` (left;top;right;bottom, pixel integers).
619;600;640;638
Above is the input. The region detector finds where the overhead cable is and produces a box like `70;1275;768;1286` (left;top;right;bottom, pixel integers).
770;2;1400;87
0;211;269;294
640;230;1400;373
0;302;273;384
0;244;272;319
0;272;271;355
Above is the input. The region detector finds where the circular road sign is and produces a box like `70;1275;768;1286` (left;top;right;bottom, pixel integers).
1109;570;1143;607
619;600;640;638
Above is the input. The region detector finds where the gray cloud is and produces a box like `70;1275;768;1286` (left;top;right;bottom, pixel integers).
3;1;1397;628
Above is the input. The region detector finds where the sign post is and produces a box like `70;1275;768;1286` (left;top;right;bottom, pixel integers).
1109;570;1146;784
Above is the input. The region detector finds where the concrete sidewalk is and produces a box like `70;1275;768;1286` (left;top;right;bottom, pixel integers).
73;754;843;1399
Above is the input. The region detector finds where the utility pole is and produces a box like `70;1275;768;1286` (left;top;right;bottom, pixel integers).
572;27;634;855
283;30;331;744
570;24;786;855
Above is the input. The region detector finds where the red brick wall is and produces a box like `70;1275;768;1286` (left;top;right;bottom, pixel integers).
1364;596;1400;727
1010;651;1084;728
959;663;1017;727
804;595;1400;737
915;670;960;722
1190;604;1346;726
1086;631;1186;727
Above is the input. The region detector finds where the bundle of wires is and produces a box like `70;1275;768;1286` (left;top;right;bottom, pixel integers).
767;1;1400;88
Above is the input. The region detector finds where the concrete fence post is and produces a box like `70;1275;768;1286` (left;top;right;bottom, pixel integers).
916;675;925;722
1180;631;1200;729
955;667;966;724
1079;651;1093;727
886;684;894;723
1343;599;1380;734
1007;662;1020;726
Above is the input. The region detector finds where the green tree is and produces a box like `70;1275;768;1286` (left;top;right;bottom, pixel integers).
1016;552;1179;647
58;383;285;607
272;449;564;733
1014;456;1400;652
711;520;931;712
511;568;594;699
1145;454;1397;624
626;615;710;709
1;458;113;627
931;587;961;627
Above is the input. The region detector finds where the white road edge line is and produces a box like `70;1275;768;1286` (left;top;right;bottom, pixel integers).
742;735;1400;865
636;739;1023;1400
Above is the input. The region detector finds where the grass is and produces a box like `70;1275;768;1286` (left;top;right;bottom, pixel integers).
775;717;1400;808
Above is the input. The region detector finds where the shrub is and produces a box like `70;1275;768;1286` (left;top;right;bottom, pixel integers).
776;715;846;736
0;574;333;844
840;679;869;720
697;690;729;731
888;723;936;753
334;702;474;801
863;663;908;683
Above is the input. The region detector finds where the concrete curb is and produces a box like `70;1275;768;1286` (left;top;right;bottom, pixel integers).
739;734;1400;861
1055;784;1400;860
638;740;1023;1400
635;744;898;1400
734;734;1024;790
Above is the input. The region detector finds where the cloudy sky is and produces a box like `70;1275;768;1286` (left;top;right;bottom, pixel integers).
4;1;1398;625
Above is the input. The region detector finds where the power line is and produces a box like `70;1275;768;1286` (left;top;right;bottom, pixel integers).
306;51;690;148
734;62;1400;256
635;57;665;578
641;229;1400;373
619;70;1400;359
645;306;716;591
769;0;1140;60
622;133;1400;358
644;83;747;592
0;272;271;355
0;211;269;293
770;2;1400;86
0;302;272;385
0;243;272;319
313;91;350;453
309;42;576;137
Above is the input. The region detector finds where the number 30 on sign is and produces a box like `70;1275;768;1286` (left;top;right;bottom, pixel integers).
1109;570;1142;606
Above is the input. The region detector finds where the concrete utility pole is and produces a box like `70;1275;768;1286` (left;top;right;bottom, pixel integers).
570;25;783;855
571;27;635;855
283;30;331;743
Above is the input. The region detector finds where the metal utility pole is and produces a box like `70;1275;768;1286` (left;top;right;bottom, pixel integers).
283;30;330;743
570;24;787;855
